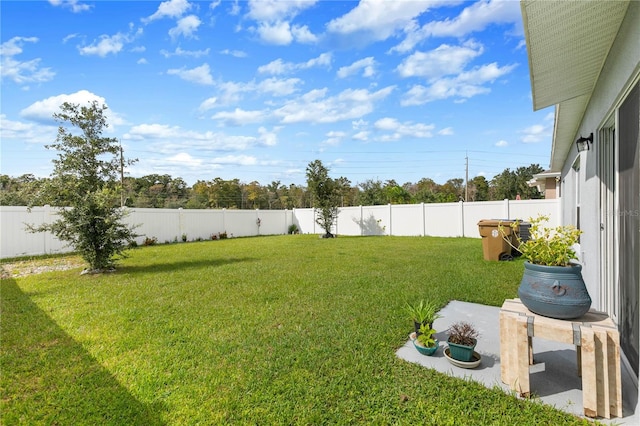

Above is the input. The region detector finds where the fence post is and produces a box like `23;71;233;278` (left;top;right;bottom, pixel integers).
179;208;184;240
44;204;51;254
458;201;464;237
360;205;364;236
504;199;510;219
222;208;226;234
388;204;392;236
421;202;426;237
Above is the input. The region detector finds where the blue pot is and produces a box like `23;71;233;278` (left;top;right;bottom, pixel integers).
413;339;439;356
518;261;592;319
447;339;476;362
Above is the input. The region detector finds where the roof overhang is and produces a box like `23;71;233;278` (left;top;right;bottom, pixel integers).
527;170;561;192
520;0;630;170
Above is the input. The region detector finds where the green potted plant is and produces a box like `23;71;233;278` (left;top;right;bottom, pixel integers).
446;321;479;363
404;300;441;334
410;323;439;356
500;215;592;319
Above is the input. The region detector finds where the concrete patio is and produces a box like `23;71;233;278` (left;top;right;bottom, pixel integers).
396;300;638;424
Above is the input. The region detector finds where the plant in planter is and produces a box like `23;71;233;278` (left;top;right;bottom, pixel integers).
446;321;479;363
500;215;591;319
404;300;441;334
410;323;439;356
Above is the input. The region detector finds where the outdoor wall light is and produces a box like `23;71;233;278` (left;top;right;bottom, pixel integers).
576;133;593;152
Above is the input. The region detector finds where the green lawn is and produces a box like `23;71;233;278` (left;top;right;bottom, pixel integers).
1;235;592;425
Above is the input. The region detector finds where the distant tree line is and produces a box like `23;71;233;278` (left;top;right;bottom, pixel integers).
0;163;544;210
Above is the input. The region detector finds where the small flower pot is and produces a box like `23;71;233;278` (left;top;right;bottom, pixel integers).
446;338;477;362
413;339;439;356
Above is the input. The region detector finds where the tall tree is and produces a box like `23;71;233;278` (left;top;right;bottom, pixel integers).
29;101;138;273
357;179;386;205
490;164;544;200
468;176;490;201
306;160;339;237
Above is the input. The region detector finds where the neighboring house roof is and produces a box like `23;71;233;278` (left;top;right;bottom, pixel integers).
520;0;630;170
527;170;560;192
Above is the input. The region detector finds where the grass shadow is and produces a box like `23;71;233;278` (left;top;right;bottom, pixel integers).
116;256;256;275
0;278;166;425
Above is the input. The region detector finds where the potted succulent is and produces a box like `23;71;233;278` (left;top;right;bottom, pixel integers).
409;323;439;356
404;300;441;334
446;321;479;363
500;215;592;319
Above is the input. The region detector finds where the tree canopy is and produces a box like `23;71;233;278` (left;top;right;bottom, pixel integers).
2;163;547;210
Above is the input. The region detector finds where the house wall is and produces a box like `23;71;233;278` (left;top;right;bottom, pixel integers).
544;177;557;199
559;1;640;313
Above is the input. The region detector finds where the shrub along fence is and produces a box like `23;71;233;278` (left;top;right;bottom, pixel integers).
0;198;559;258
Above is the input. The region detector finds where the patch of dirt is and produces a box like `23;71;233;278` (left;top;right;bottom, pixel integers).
0;257;85;279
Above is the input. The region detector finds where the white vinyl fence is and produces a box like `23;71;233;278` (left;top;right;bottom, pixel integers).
0;199;560;258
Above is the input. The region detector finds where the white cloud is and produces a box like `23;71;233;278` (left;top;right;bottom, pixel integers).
257;21;293;45
167;152;203;167
438;127;454;136
0;114;56;145
274;86;394;124
124;123;274;152
257;77;302;96
0;37;55;84
247;0;319;45
323;131;346;146
258;52;331;75
198;97;218;112
167;63;214;85
211;108;267;126
352;130;369;141
219;49;247;58
520;113;554;143
337;57;376;79
400;62;517;105
78;27;141;57
169;15;201;39
257;126;278;146
396;41;483;79
373;117;435;141
247;0;317;21
161;47;210;58
48;0;91;13
143;0;192;23
291;25;318;43
495;140;508;147
392;0;522;53
326;0;436;44
20;90;124;128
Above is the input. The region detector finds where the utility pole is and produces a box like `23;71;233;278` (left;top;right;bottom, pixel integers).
120;140;125;207
465;152;469;202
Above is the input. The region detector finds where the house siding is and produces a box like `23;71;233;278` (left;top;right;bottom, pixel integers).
560;0;640;313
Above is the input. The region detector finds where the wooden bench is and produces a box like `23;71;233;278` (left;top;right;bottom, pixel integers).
499;298;622;419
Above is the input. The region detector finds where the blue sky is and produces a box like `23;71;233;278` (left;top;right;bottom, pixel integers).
1;0;553;186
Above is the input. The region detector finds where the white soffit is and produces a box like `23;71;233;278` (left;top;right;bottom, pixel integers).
550;95;590;170
521;0;630;111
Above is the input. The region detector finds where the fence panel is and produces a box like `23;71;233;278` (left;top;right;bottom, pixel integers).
462;201;508;238
126;208;182;244
425;203;462;237
508;200;560;227
391;204;423;236
0;198;560;258
1;206;67;257
335;206;365;236
293;208;315;234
